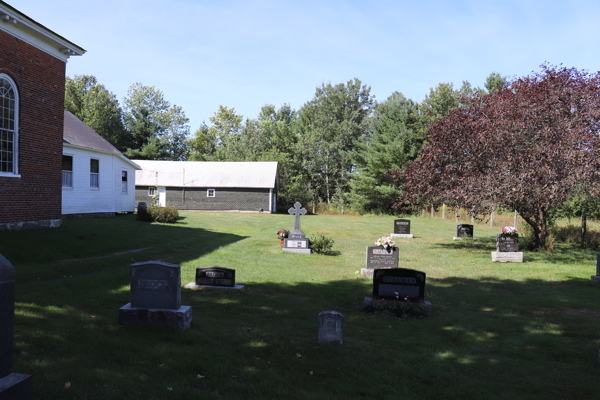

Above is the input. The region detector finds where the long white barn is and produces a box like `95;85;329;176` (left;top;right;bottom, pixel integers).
134;160;279;213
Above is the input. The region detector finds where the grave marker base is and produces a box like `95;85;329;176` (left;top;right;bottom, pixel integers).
391;233;413;239
282;248;311;254
453;237;476;241
0;373;32;400
491;251;523;262
118;304;192;329
184;282;244;291
363;297;433;313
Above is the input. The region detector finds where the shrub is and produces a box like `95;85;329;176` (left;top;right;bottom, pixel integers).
145;206;179;223
308;233;334;254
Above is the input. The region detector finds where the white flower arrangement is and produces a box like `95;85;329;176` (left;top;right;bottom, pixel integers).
375;236;397;249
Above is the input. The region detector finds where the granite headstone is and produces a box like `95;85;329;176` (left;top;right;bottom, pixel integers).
372;268;426;301
317;311;344;344
456;224;474;238
0;254;33;399
496;234;519;252
195;267;235;287
282;202;311;254
365;246;399;269
394;219;411;235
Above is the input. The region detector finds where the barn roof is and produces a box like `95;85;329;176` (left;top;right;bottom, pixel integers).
133;160;279;189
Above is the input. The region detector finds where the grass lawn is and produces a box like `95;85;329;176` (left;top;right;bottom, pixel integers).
1;212;599;400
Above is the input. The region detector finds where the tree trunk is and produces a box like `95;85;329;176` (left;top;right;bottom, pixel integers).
489;207;496;227
522;208;549;250
580;215;586;247
422;207;425;217
513;210;517;228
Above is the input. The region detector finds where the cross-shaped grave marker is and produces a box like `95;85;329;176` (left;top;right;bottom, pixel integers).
288;202;307;233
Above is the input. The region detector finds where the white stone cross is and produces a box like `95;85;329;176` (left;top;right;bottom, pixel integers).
288;202;307;233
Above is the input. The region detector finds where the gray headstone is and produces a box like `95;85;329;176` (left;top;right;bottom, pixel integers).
365;246;399;269
456;224;474;238
0;254;33;399
0;254;16;379
317;311;344;344
130;261;180;310
288;202;307;234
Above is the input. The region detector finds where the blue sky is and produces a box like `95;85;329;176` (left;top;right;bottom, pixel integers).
16;0;600;132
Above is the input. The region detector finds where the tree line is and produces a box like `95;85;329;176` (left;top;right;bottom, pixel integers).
66;67;600;250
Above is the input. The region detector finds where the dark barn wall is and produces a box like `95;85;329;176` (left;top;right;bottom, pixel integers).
136;186;271;212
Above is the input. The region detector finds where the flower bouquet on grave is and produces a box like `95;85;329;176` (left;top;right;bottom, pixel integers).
375;236;397;250
277;229;289;239
501;226;519;237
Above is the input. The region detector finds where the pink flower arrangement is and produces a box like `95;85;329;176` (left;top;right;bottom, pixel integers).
375;236;396;249
501;226;519;236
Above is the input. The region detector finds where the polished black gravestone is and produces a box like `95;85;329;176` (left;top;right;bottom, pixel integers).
454;224;474;240
592;253;600;283
184;267;244;290
363;268;432;312
391;219;413;238
317;311;344;344
119;261;192;329
282;202;311;254
361;246;399;278
496;234;519;252
0;254;33;399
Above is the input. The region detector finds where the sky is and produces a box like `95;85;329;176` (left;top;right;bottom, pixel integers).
15;0;600;133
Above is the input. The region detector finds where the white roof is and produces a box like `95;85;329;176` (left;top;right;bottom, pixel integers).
134;161;278;189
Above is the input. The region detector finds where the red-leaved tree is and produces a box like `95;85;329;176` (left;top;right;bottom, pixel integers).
391;64;600;249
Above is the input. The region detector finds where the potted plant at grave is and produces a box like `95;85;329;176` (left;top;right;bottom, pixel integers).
277;229;289;248
375;236;397;251
501;226;519;237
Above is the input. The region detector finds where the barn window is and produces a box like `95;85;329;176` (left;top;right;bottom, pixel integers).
90;158;99;188
62;155;73;188
0;74;18;176
207;189;215;197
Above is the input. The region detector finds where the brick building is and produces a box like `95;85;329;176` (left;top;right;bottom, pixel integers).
0;1;84;229
134;161;279;213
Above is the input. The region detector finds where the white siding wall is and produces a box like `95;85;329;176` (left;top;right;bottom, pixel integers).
62;146;137;214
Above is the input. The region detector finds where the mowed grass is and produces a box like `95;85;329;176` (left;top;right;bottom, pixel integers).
1;212;599;400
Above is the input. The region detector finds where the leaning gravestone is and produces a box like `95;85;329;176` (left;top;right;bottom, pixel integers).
119;261;192;329
363;268;432;311
360;246;399;278
184;267;244;290
591;253;600;284
282;202;311;254
0;254;33;399
492;234;523;262
453;224;475;240
391;219;413;239
317;311;344;344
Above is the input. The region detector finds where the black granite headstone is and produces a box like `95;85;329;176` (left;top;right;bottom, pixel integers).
196;267;235;287
394;219;411;235
456;224;474;238
365;246;399;269
130;261;180;310
496;234;519;252
372;268;426;301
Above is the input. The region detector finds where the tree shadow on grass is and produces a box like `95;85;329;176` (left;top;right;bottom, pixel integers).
12;273;600;399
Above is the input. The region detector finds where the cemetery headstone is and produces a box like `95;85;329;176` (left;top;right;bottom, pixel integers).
592;253;600;283
184;267;244;290
119;261;192;329
0;254;33;399
317;311;344;344
492;233;523;262
361;246;399;278
391;219;413;239
363;267;432;312
137;202;147;211
453;224;475;240
282;202;311;254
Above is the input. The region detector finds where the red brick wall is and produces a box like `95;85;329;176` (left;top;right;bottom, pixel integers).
0;29;65;223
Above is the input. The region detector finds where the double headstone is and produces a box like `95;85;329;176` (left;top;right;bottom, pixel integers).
453;224;475;240
492;234;523;262
184;267;244;290
363;268;432;311
0;254;33;399
317;311;344;344
592;253;600;283
360;246;399;278
119;261;192;329
391;219;413;239
282;202;311;254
